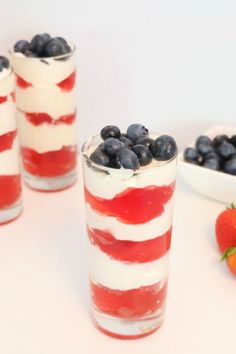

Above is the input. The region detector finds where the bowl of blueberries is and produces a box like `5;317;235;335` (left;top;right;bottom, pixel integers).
178;125;236;203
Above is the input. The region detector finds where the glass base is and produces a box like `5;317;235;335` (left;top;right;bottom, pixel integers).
92;306;165;339
0;199;22;225
23;169;77;192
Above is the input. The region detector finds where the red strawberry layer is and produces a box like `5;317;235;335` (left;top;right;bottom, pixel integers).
23;111;76;126
0;130;17;153
0;175;21;208
57;71;76;91
0;96;7;104
85;183;175;225
87;227;172;263
91;281;167;318
21;146;77;177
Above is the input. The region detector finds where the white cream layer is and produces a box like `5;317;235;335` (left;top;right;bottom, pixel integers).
18;112;77;153
83;157;176;199
86;196;173;241
10;51;76;85
89;243;169;291
0;137;20;175
16;85;76;118
0;69;14;96
0;99;16;135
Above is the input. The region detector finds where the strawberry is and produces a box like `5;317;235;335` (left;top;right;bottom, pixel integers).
215;204;236;253
221;247;236;276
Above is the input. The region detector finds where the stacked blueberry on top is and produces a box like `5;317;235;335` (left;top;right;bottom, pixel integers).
90;124;177;170
184;134;236;175
13;33;71;58
0;56;10;72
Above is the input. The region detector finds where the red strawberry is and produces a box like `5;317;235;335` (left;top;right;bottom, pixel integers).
221;247;236;276
215;204;236;253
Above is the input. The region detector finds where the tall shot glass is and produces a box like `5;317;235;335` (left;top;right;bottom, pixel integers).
0;68;22;224
82;134;177;339
10;48;77;191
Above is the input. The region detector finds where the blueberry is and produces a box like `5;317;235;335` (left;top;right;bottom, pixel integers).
204;151;221;162
151;135;177;161
224;158;236;175
14;40;31;54
184;147;199;163
119;136;133;148
126;123;148;143
108;158;120;169
100;125;121;140
136;136;154;148
31;33;51;56
0;56;9;69
90;148;110;166
104;138;124;156
203;158;221;171
196;135;212;147
230;135;236;147
213;134;229;147
44;37;70;57
197;143;214;156
132;144;153;166
116;148;140;169
24;50;38;58
217;141;236;159
0;64;3;72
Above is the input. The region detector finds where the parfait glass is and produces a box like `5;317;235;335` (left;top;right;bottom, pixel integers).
82;134;177;339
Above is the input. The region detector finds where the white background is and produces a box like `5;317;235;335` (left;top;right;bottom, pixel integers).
0;1;236;353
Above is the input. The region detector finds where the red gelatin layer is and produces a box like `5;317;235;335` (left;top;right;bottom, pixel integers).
57;71;76;92
0;96;7;104
88;227;172;263
21;146;77;177
24;111;76;126
0;175;21;209
16;75;32;89
91;281;167;318
85;183;175;224
0;130;17;153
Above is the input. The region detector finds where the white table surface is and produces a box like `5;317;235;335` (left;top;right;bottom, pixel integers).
0;166;235;354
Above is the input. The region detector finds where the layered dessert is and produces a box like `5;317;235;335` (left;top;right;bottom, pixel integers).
82;123;177;339
10;33;77;191
0;56;22;223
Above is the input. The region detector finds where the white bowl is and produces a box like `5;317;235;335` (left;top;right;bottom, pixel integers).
178;125;236;204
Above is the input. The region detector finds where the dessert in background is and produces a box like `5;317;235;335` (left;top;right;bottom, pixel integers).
82;123;177;339
0;56;22;223
10;33;77;191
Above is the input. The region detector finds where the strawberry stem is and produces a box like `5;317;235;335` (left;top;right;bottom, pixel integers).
221;247;236;261
227;203;236;210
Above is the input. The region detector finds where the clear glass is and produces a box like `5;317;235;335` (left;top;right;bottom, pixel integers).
82;134;177;339
0;69;22;224
10;48;77;191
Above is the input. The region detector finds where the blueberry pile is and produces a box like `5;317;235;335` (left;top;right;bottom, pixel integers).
90;124;177;170
13;33;71;58
0;56;9;72
184;134;236;175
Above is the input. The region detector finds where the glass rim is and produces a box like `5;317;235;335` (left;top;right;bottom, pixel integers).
0;67;13;81
82;133;178;176
9;44;76;61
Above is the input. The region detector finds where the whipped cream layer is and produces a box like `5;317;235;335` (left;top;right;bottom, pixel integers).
83;157;176;199
86;197;173;241
16;86;76;118
18;111;77;153
0;69;14;96
89;243;169;291
0;137;20;174
0;98;16;135
10;51;76;85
